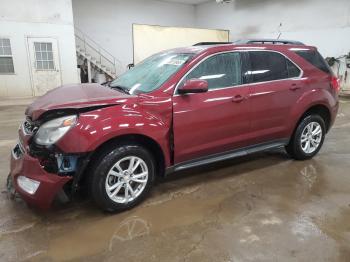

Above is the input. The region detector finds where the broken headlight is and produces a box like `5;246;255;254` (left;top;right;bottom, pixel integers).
34;115;77;146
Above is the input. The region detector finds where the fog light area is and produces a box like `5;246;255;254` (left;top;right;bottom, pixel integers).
17;176;40;195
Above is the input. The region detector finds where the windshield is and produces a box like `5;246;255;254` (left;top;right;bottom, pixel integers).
110;52;193;94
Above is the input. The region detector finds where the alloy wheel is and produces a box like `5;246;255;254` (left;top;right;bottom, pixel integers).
105;156;148;204
300;122;322;154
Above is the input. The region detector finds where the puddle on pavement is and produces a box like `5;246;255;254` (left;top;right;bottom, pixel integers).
0;155;337;261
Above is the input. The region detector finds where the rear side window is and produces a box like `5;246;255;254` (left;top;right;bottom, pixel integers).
294;50;330;74
247;51;300;83
184;52;242;90
286;60;301;78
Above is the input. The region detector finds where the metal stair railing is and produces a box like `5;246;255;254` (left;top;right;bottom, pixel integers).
74;27;122;77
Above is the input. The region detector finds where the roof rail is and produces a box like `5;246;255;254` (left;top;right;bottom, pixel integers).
234;39;305;45
193;42;232;46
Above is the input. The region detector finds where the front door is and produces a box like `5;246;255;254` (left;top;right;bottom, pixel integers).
173;52;251;164
27;37;62;96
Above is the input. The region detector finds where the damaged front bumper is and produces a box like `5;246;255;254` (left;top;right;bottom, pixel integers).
9;142;72;209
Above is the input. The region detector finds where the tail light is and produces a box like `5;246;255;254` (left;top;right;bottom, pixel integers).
331;75;340;93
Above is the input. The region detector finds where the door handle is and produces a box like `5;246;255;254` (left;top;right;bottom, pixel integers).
232;95;245;103
290;84;301;91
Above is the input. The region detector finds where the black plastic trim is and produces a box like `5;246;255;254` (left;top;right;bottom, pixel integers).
193;42;233;46
234;39;305;45
165;139;289;175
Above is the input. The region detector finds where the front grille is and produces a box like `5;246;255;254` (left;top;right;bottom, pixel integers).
22;118;38;135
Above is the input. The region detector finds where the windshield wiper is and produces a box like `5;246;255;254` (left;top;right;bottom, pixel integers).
101;81;112;87
110;85;130;94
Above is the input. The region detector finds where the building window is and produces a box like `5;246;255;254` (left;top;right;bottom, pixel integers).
0;38;15;74
34;42;55;70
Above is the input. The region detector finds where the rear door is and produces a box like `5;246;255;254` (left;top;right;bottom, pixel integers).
246;50;305;144
173;52;251;163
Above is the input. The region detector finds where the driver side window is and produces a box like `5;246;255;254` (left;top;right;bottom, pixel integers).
184;52;242;90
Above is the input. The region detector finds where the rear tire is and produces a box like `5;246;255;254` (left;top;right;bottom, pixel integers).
89;144;155;212
286;114;326;160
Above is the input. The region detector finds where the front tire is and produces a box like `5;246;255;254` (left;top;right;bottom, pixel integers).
89;144;155;212
286;114;326;160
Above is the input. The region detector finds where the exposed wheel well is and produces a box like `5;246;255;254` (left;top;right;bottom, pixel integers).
83;134;166;183
299;105;331;132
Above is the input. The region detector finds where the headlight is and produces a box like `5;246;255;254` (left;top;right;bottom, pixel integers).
34;115;77;145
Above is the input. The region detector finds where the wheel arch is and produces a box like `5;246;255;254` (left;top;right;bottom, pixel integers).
286;104;329;160
299;104;331;132
290;104;331;141
85;134;166;180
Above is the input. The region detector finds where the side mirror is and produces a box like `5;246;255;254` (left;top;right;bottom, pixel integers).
178;79;208;94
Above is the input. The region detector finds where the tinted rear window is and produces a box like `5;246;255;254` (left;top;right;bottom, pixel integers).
286;60;301;78
294;50;330;74
247;51;299;83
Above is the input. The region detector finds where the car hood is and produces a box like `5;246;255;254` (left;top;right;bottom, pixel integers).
26;83;133;121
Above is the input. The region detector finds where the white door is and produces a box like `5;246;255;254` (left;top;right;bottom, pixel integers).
27;37;62;96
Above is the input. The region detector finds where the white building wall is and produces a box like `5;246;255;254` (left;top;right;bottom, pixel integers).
195;0;350;58
73;0;350;70
72;0;196;71
2;0;349;97
0;0;78;97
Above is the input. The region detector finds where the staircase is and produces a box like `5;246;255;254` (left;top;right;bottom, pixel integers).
74;27;122;81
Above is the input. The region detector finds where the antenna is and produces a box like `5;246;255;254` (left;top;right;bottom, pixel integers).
277;23;282;39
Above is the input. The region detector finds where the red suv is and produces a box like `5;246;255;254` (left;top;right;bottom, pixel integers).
8;40;339;211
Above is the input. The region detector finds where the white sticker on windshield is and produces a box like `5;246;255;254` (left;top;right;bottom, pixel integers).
165;59;186;66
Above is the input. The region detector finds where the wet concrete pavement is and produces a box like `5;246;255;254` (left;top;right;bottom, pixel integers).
1;100;350;261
